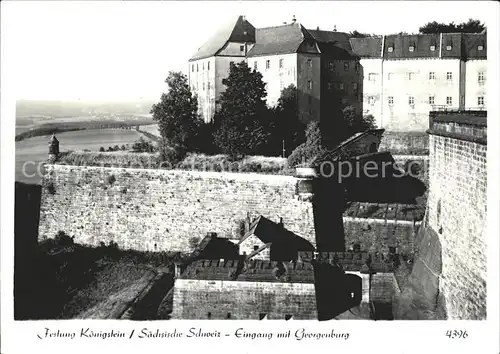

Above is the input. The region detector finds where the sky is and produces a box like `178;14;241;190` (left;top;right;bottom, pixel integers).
1;1;493;102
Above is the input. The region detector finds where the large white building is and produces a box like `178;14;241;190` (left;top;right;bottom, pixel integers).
188;16;487;132
350;32;487;131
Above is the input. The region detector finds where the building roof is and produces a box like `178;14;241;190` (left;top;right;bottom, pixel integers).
189;15;256;61
384;34;441;59
350;33;486;60
308;30;358;59
349;37;383;58
238;215;283;245
246;23;320;57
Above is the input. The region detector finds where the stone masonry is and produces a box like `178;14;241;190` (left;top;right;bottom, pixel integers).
38;165;315;252
426;112;487;320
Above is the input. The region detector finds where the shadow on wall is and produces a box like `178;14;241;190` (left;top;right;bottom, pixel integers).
313;262;362;320
310;151;427;252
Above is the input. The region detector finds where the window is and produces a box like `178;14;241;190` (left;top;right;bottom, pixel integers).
259;313;267;320
279;59;284;68
202;62;205;70
446;96;452;105
254;61;257;70
344;61;349;71
226;313;231;319
446;72;452;81
329;61;335;71
327;82;333;90
388;96;394;106
387;73;392;80
307;59;312;68
478;45;484;51
240;45;245;52
430;45;436;51
388;46;393;53
353;82;358;91
207;312;212;319
339;83;344;90
368;73;376;82
355;62;360;72
408;96;415;105
285;315;293;320
202;82;205;91
196;64;199;72
407;72;413;80
478;96;484;106
208;62;210;70
409;45;415;52
429;72;435;80
207;82;210;90
478;72;485;85
191;64;194;72
307;81;312;90
369;96;375;106
266;60;270;69
253;245;259;251
429;96;435;105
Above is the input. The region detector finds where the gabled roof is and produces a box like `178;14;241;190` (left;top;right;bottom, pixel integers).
238;215;282;245
189;15;256;61
349;37;383;58
247;23;320;57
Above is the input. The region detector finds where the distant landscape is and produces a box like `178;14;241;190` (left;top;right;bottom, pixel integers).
15;99;161;184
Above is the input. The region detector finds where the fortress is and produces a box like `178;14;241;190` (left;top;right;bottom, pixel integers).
37;110;487;320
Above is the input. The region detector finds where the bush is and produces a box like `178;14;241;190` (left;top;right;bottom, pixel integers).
54;231;74;247
99;147;105;152
189;237;200;249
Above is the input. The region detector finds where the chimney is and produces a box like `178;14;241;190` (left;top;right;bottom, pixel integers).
292;15;296;23
316;26;320;30
241;15;246;21
333;25;337;32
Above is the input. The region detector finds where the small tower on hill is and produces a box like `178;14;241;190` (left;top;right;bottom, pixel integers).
48;133;59;162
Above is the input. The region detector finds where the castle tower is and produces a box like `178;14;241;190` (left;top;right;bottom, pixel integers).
48;133;59;162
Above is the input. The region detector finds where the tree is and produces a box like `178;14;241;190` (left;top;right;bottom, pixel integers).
99;147;105;152
419;19;485;34
287;121;325;167
349;30;373;38
213;61;272;158
151;71;202;161
272;85;306;157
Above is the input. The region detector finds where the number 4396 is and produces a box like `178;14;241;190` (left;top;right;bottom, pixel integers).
446;330;468;339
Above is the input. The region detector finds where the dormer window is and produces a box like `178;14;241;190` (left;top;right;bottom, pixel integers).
409;45;415;52
478;45;484;51
430;45;436;51
388;46;394;53
240;45;245;52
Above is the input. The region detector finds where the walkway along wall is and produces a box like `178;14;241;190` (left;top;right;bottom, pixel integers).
38;165;316;253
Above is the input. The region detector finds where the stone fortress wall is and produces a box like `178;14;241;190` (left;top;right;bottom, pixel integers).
38;165;316;252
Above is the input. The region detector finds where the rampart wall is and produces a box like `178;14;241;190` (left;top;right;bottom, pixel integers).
426;113;487;320
38;165;315;253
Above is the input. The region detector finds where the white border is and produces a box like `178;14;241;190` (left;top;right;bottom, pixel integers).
1;2;499;354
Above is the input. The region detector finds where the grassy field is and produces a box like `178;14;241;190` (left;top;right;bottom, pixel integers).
15;129;153;184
